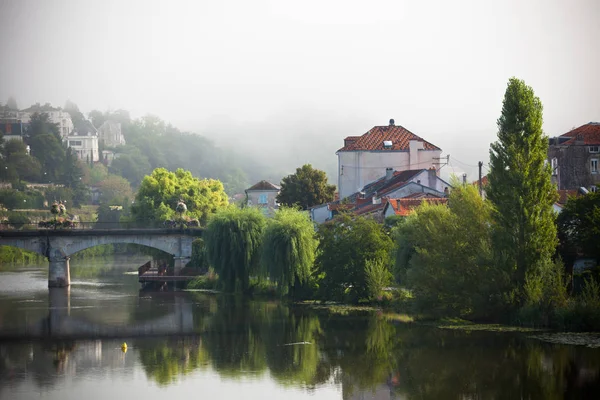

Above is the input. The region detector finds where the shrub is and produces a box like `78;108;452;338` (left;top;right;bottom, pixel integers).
365;259;392;301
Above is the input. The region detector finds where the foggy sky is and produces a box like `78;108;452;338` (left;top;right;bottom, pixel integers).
1;0;599;180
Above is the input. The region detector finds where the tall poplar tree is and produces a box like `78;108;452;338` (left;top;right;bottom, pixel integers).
487;78;557;306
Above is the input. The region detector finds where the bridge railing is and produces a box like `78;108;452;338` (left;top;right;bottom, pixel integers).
0;221;203;231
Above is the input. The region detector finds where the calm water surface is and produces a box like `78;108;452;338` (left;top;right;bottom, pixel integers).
1;256;600;400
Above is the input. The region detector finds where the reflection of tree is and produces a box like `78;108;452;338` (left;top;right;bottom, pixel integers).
391;329;600;399
262;308;322;387
200;296;267;378
138;337;207;386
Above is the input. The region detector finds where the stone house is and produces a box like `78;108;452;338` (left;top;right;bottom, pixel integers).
548;122;600;192
336;119;443;199
245;180;280;216
97;120;126;148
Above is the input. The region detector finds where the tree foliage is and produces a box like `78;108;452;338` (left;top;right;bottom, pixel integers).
131;167;229;224
204;207;267;293
394;182;501;318
557;192;600;271
315;214;393;302
277;164;336;210
261;207;318;296
487;77;557;306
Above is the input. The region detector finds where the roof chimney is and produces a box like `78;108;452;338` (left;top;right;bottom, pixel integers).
385;167;393;181
389;119;395;126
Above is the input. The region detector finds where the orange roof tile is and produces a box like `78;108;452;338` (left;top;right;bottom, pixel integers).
338;124;441;152
559;122;600;145
557;189;579;205
387;197;449;217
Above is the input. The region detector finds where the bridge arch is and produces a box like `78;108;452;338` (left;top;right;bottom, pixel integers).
61;235;183;258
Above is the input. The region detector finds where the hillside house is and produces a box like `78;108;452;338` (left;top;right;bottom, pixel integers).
245;180;280;216
548;122;600;192
97;120;126;147
66;120;99;162
337;119;443;199
383;194;449;219
19;103;74;137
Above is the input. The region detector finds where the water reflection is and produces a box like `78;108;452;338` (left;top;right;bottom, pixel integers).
1;289;600;398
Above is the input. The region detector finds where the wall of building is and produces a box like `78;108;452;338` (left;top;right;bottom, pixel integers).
20;110;74;137
310;204;331;224
337;146;441;199
548;144;600;190
246;190;279;215
66;135;99;162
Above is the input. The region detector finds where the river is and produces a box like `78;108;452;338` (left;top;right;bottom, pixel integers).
1;256;600;399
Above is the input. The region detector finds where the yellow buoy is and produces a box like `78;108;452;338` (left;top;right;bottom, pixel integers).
121;342;128;353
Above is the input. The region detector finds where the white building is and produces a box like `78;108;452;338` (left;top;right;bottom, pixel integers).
97;120;126;147
19;103;74;137
66;120;99;162
337;119;443;199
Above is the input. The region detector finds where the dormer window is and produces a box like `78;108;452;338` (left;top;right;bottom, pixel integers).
590;146;599;153
383;140;392;149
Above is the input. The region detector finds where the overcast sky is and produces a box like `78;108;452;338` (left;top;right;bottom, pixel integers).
1;0;599;179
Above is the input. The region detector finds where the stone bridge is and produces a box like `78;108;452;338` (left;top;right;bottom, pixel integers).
0;228;202;287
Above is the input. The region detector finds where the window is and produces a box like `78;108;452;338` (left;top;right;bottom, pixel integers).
592;159;598;174
590;146;599;153
258;194;268;204
551;158;558;175
590;186;597;193
69;140;82;146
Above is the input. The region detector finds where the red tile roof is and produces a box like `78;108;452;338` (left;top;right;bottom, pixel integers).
560;122;600;145
387;197;449;217
556;189;579;205
246;180;280;192
338;124;441;152
354;198;389;216
471;175;488;186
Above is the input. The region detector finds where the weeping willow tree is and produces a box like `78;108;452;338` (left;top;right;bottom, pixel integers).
204;207;266;293
261;207;318;297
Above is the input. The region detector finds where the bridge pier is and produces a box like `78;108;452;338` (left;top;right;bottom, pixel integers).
173;256;191;276
49;256;71;288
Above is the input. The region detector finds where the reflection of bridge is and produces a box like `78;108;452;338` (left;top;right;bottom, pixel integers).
0;228;202;287
8;289;196;339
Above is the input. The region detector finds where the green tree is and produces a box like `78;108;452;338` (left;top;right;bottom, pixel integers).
62;147;87;207
487;78;558;307
109;146;152;187
315;214;393;302
204;207;266;293
29;134;65;182
261;207;318;297
395;182;501;318
97;174;133;204
131;167;229;224
557;192;600;279
2;140;42;182
28;112;60;140
277;164;336;210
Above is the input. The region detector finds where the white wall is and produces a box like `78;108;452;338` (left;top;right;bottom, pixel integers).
337;145;441;199
310;203;331;224
20;110;74;137
66;135;99;162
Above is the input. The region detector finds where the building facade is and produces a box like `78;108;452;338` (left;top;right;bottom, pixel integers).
337;119;443;199
548;122;600;191
19;103;74;137
97;120;126;147
65;120;100;162
245;180;280;216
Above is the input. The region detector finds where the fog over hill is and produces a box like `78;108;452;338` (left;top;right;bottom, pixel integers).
1;0;599;186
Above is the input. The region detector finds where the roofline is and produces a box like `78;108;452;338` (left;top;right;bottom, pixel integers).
336;148;441;155
245;188;280;192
